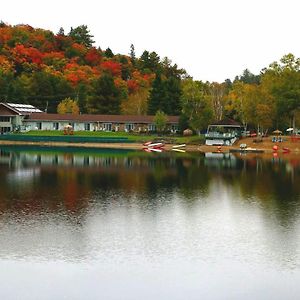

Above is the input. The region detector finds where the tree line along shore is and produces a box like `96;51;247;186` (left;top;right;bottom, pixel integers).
0;22;299;137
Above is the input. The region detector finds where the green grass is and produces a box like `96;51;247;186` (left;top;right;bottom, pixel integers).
17;130;205;144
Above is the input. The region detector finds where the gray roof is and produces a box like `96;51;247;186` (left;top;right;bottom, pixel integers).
1;102;43;115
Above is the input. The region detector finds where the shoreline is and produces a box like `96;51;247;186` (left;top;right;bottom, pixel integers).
0;140;201;151
1;136;300;154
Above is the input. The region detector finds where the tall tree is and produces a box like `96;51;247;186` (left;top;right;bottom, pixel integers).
104;47;114;58
76;83;89;114
87;73;120;114
138;50;161;74
261;53;300;128
57;27;65;36
147;72;166;114
181;79;213;133
236;69;260;84
129;44;136;66
68;25;94;48
0;69;15;101
208;82;226;121
121;87;149;115
165;76;182;115
161;57;186;79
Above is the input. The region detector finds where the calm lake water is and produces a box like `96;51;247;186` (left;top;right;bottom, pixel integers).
0;146;300;300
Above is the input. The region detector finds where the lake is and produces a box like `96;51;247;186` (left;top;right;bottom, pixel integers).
0;146;300;299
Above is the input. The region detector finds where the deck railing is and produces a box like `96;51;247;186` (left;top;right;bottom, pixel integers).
205;132;236;139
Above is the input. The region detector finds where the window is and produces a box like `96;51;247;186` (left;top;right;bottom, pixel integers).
53;122;59;130
103;123;112;131
148;124;156;131
125;123;134;132
36;122;42;130
0;117;10;122
171;124;178;132
84;123;90;131
0;127;11;134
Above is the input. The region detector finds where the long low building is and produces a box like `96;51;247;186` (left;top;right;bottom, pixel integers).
0;102;179;133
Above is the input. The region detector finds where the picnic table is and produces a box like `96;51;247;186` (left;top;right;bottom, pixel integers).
272;136;283;142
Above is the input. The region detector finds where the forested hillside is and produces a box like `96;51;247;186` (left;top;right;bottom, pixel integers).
1;22;300;132
0;23;185;115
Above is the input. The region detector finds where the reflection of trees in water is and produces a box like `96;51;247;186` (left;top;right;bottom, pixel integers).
216;156;300;227
0;149;213;213
0;148;300;226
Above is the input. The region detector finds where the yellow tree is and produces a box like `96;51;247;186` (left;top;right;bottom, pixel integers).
208;82;226;121
121;87;149;115
260;53;300;129
57;97;80;114
225;81;247;125
181;79;213;134
226;81;275;133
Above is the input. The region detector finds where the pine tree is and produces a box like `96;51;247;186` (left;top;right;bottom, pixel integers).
129;44;136;66
104;47;114;58
57;27;65;36
88;73;120;114
165;76;182;115
147;73;166;115
68;25;94;48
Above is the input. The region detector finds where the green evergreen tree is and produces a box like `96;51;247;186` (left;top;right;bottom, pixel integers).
0;20;7;28
235;69;260;84
104;47;114;58
148;51;160;73
165;76;182;115
129;44;136;66
147;72;166;115
138;50;161;74
88;73;120;114
76;83;88;113
0;70;15;101
57;27;65;36
118;56;131;80
68;25;94;48
138;50;150;73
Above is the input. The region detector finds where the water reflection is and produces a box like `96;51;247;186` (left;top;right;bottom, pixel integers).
0;147;300;221
0;146;300;299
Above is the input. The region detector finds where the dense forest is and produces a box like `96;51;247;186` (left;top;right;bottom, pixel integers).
0;22;300;132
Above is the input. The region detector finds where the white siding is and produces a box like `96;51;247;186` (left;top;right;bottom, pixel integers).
25;121;94;131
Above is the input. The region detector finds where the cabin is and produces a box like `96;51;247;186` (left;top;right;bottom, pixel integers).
0;102;179;134
205;119;244;146
0;102;43;134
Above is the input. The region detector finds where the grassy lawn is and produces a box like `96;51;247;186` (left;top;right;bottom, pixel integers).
18;130;205;144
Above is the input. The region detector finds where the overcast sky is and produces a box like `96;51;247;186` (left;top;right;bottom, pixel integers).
2;0;300;82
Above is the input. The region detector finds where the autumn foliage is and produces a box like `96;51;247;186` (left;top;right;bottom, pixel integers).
57;98;79;114
0;22;186;117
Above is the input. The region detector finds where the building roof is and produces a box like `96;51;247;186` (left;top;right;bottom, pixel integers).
24;113;180;124
0;102;43;115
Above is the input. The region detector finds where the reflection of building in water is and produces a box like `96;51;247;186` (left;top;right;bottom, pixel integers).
204;152;237;169
0;149;180;171
0;148;11;165
7;168;40;183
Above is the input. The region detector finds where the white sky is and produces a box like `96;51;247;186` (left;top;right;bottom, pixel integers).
2;0;300;82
